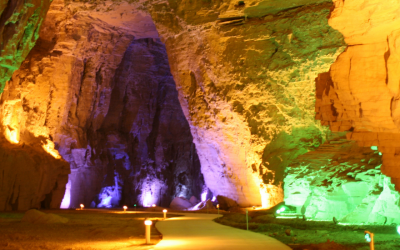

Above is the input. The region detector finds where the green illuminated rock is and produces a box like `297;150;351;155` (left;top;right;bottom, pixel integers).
0;0;51;93
285;134;400;224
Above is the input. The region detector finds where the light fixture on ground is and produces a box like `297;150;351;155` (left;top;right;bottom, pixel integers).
216;204;219;214
276;206;286;214
80;204;84;210
123;205;128;212
144;219;152;245
364;231;374;250
163;209;167;220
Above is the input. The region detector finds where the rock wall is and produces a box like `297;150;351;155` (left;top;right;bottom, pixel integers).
285;133;400;224
0;0;51;92
0;141;69;211
146;0;345;206
0;0;203;210
315;0;400;190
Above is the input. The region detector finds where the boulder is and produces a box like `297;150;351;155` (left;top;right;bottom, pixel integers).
170;197;193;210
216;195;238;210
189;196;199;206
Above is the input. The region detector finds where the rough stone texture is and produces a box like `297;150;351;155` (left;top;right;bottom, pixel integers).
0;140;69;211
315;0;400;191
0;0;203;210
284;134;400;224
146;1;345;207
0;0;51;92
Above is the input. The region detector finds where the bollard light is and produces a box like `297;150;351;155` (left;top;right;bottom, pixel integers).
365;231;375;250
152;204;156;207
216;204;219;214
163;209;167;220
144;219;152;244
80;204;84;210
123;205;128;212
134;204;137;212
252;206;255;210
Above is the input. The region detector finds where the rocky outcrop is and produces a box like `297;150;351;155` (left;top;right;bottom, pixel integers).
0;140;69;211
0;0;348;209
0;0;51;92
284;134;400;224
146;1;345;207
315;0;400;190
0;0;203;210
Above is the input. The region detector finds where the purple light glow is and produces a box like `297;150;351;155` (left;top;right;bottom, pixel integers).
143;192;153;207
60;176;71;209
201;191;207;202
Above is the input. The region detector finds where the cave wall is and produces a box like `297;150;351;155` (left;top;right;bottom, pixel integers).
5;0;396;211
315;0;400;191
145;0;345;206
0;0;203;210
285;133;400;224
0;0;347;208
0;0;51;92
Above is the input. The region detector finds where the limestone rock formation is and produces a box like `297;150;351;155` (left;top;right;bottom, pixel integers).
146;1;345;207
284;134;400;224
316;0;400;190
0;0;203;210
0;140;69;211
0;0;51;92
0;0;349;209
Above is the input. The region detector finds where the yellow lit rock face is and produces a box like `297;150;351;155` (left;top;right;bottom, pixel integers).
1;0;347;209
147;1;345;206
1;0;205;210
316;0;400;190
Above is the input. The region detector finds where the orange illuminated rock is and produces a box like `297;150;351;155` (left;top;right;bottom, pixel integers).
316;0;400;190
1;0;204;210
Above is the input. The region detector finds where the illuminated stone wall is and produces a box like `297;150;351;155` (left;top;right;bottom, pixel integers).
0;0;51;92
285;133;400;224
0;0;348;209
0;0;203;210
146;1;345;206
316;0;400;191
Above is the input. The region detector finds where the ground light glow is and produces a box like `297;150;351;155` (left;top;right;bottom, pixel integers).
276;206;286;214
6;128;19;144
163;209;167;219
144;220;152;245
397;225;400;235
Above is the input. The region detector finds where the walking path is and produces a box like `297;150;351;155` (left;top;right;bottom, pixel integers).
154;213;291;250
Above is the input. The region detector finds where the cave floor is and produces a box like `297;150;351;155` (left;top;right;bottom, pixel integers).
0;209;169;250
214;212;400;250
154;213;290;250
